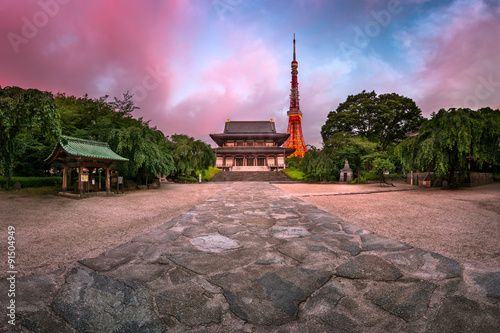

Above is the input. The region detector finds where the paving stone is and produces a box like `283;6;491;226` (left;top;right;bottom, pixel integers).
16;274;58;313
303;282;345;314
339;221;372;235
365;281;437;322
336;254;402;281
132;221;180;243
313;222;342;233
106;262;169;283
384;248;461;280
216;224;248;235
209;266;330;325
190;233;242;252
428;296;500;332
276;240;339;269
53;267;163;333
20;310;74;333
79;242;143;272
326;234;361;256
361;233;412;251
156;281;225;327
321;311;359;333
306;212;343;225
169;248;263;275
271;226;311;238
469;270;500;299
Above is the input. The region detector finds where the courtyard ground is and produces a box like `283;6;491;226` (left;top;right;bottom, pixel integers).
1;181;499;332
0;181;498;278
274;181;500;270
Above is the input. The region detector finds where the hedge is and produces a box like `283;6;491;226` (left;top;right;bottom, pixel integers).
0;176;63;188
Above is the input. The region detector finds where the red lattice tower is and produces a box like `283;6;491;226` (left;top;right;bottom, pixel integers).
283;34;307;158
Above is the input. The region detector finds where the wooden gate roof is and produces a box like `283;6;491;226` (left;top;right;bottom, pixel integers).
46;135;128;164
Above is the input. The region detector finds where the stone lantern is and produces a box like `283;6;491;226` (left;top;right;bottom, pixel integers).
339;159;354;182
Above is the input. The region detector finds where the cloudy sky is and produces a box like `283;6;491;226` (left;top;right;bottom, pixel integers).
1;0;499;147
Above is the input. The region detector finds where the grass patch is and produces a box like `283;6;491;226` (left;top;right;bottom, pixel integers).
0;186;61;196
199;167;221;181
282;168;305;181
178;175;198;183
0;176;62;188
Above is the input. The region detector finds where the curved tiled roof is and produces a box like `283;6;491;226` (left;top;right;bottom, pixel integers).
46;135;128;163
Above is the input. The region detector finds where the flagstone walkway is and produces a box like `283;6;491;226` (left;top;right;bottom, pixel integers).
2;182;499;332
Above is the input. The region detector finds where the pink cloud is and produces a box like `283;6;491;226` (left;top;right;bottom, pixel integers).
411;1;500;114
162;36;290;146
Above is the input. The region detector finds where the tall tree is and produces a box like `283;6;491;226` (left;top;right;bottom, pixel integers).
0;86;61;189
167;134;216;179
396;107;500;188
108;124;175;184
321;90;424;149
324;133;378;180
299;145;334;182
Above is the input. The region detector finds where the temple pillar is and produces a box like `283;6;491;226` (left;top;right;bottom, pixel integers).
105;166;111;194
62;166;67;193
78;165;84;196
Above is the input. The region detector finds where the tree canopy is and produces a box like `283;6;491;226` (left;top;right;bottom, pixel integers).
0;86;61;189
396;107;500;187
0;86;216;188
321;90;424;149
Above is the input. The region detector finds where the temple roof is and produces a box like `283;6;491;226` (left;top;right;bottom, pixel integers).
224;120;277;133
214;147;296;155
46;135;129;163
210;120;290;146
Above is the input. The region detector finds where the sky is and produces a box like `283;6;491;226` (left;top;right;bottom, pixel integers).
1;0;499;147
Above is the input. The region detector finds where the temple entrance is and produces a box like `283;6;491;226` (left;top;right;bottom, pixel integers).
246;157;254;166
257;157;266;166
235;157;244;166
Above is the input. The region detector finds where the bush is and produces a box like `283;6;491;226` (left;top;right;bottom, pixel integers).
0;176;62;188
178;175;198;183
282;168;305;181
197;167;221;182
349;176;366;184
361;172;380;181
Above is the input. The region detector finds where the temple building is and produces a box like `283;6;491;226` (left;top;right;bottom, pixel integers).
210;119;295;171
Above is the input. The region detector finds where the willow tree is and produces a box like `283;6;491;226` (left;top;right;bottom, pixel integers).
396;107;500;188
0;86;61;189
108;125;175;184
167;134;216;179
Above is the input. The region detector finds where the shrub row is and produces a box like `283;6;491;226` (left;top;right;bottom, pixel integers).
0;176;63;188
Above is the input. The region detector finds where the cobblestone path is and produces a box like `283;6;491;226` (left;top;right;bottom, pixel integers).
2;182;499;332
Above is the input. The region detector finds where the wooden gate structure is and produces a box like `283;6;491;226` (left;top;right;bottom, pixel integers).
46;136;128;196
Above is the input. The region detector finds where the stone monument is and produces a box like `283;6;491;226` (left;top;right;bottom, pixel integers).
339;159;354;182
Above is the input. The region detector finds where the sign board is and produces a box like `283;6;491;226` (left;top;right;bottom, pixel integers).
117;176;124;184
81;174;89;182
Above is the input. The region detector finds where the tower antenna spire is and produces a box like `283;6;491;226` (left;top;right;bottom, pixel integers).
283;33;307;158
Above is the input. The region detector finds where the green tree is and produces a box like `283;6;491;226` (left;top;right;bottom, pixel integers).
299;145;335;182
167;134;216;180
0;86;61;189
370;157;395;184
321;90;424;149
108;124;175;184
396;107;500;188
324;133;378;180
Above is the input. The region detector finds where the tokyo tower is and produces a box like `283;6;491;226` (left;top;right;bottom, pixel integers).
283;34;307;157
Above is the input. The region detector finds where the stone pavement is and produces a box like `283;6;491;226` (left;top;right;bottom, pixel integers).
2;182;500;332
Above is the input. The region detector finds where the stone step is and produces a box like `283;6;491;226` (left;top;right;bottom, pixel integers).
211;171;292;182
